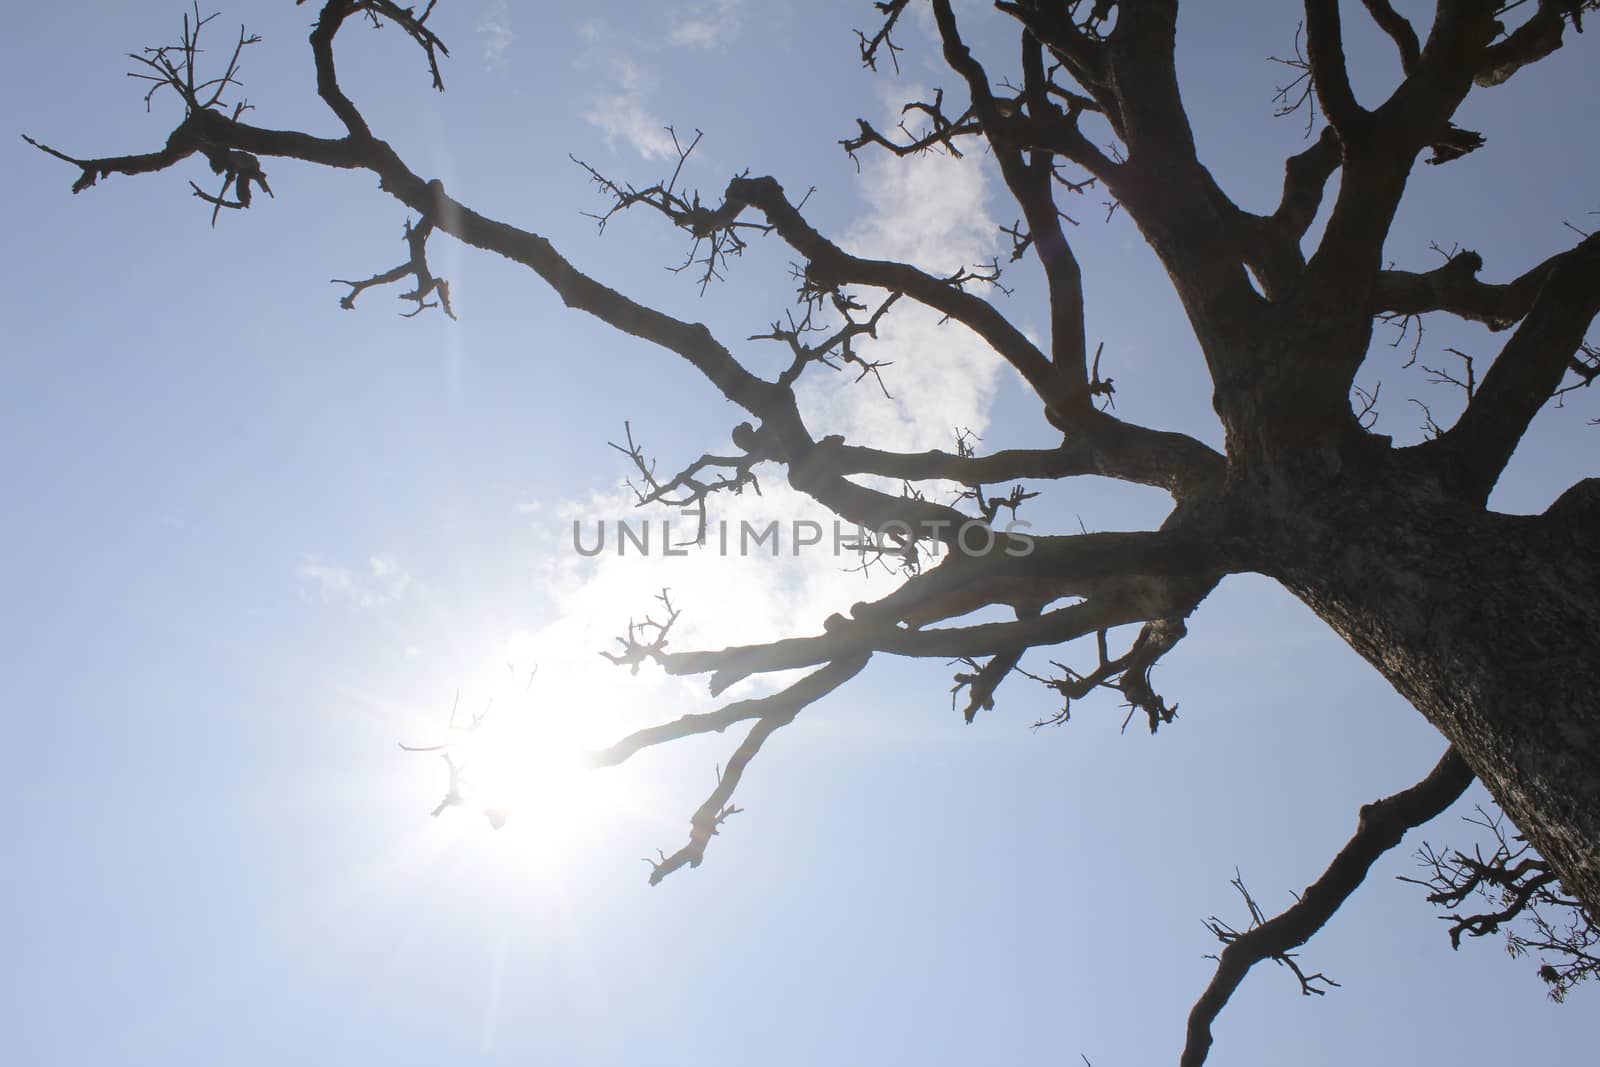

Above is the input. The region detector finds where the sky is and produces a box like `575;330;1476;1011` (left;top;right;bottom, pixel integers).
3;1;1597;1064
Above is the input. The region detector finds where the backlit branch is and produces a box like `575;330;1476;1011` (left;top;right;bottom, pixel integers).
990;2;1116;132
1403;805;1599;1002
333;205;453;317
760;290;901;396
601;589;682;675
1268;23;1318;134
126;3;260;114
573;128;775;293
653;172;1067;416
1373;247;1560;330
1180;748;1473;1067
854;0;911;73
1434;233;1600;501
929;13;1094;403
398;691;507;829
1554;342;1600;404
299;0;449;92
949;645;1028;724
653;531;1225;698
1018;614;1189;733
823;416;1224;502
23;5;264;203
608;422;761;545
1477;1;1599;87
1299;5;1497;295
1205;871;1342;996
623;655;870;884
840;89;983;164
588;656;866;769
566;79;1216;500
1358;0;1420;74
1269;126;1340;246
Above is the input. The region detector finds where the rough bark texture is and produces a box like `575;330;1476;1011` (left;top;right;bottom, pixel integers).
1268;471;1600;912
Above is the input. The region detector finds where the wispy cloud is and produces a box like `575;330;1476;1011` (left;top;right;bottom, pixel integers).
583;55;677;160
298;553;413;608
666;0;745;49
477;0;514;69
799;100;1004;465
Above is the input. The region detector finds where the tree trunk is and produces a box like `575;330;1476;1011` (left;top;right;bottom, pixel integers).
1263;471;1600;917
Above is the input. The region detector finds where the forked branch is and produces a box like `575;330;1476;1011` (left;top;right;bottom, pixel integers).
333;201;454;317
1181;748;1472;1067
599;654;871;884
1403;806;1598;1002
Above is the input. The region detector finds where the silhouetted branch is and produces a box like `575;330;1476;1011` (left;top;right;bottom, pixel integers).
1181;748;1472;1067
1358;0;1420;73
759;290;901;396
601;589;682;675
637;655;870;884
574;129;776;292
1018;615;1187;733
840;88;983;164
333;204;453;317
607;422;760;545
399;690;506;829
854;0;911;72
1435;233;1600;500
1404;805;1599;1002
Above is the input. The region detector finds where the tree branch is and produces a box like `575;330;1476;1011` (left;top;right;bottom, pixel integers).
1303;0;1367;139
1359;0;1422;73
929;5;1094;407
1372;246;1571;330
1268;125;1341;248
651;520;1230;695
717;173;1072;418
824;414;1224;502
1180;748;1473;1067
1434;233;1600;501
634;655;871;884
590;655;868;770
1404;803;1599;1002
1477;1;1596;87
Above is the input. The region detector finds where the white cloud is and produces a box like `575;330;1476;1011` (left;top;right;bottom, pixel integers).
478;0;515;69
583;56;678;160
298;553;413;608
666;0;745;48
797;124;1004;467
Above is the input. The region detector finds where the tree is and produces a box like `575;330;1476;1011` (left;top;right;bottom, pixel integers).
23;1;1599;1063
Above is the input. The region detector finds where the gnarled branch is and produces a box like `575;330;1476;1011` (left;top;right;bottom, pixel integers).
1180;748;1472;1067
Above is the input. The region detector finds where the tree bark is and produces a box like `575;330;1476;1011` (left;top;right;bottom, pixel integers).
1264;470;1600;915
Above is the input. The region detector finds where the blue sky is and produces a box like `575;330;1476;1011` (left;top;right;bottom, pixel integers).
4;1;1597;1064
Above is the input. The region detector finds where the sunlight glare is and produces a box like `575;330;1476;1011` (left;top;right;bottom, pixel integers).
407;631;641;858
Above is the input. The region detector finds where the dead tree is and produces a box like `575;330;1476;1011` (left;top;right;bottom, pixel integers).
25;1;1600;1062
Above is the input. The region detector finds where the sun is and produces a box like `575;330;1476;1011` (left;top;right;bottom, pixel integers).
405;631;641;849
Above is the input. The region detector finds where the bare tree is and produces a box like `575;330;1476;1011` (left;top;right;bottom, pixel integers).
25;1;1600;1062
